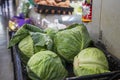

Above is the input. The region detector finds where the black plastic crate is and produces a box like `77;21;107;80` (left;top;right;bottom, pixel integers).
34;4;74;15
9;32;120;80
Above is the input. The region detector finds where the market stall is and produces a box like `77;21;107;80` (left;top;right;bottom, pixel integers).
8;0;120;80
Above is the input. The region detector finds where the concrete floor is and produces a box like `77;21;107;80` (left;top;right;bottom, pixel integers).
0;0;14;80
0;15;14;80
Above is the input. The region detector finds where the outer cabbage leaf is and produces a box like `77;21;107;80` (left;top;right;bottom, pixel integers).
54;24;91;62
27;51;68;80
74;48;110;76
30;32;53;51
8;24;43;48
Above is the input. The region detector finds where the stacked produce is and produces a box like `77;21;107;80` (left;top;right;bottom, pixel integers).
9;23;110;80
34;0;70;7
33;0;74;15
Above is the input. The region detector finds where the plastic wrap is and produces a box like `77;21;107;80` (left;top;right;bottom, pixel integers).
29;8;82;29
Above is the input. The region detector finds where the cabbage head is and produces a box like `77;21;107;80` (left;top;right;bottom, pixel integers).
54;24;91;62
18;32;53;65
18;35;34;64
74;48;110;76
27;51;68;80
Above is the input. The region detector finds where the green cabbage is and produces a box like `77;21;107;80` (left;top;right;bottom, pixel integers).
74;48;110;76
18;35;34;64
27;51;68;80
54;24;91;62
18;32;53;64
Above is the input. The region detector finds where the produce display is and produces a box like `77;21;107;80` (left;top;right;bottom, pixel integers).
9;23;110;80
27;50;68;80
33;0;74;14
34;0;70;7
74;48;110;76
7;0;111;79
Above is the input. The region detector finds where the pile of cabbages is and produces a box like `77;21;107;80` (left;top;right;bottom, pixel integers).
9;24;110;80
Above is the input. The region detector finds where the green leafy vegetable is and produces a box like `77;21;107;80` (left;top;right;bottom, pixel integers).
27;50;68;80
18;35;34;64
22;2;30;18
8;24;43;48
74;48;110;76
44;28;58;39
54;24;91;62
30;32;53;52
